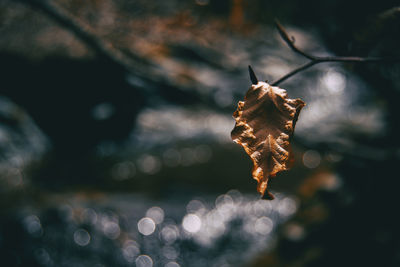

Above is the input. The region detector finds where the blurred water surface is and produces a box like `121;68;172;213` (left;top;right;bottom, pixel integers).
3;190;298;267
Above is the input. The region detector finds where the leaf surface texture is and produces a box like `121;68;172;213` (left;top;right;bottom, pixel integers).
231;82;305;199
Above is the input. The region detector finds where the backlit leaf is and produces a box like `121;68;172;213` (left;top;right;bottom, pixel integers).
231;81;305;199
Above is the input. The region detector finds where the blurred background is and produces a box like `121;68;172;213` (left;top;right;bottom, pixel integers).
1;0;400;266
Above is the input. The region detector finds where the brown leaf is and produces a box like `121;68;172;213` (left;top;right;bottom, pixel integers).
231;81;305;199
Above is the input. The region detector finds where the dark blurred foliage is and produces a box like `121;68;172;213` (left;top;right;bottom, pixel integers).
1;0;400;267
0;55;142;152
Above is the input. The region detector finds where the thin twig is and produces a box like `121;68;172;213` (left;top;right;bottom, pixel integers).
271;61;317;86
271;20;400;86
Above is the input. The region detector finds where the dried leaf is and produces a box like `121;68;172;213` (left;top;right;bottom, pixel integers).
231;81;305;199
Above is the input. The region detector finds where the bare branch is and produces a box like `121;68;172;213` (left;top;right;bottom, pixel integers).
271;21;400;86
16;0;165;85
275;20;315;61
14;0;225;110
20;0;136;70
271;61;317;86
